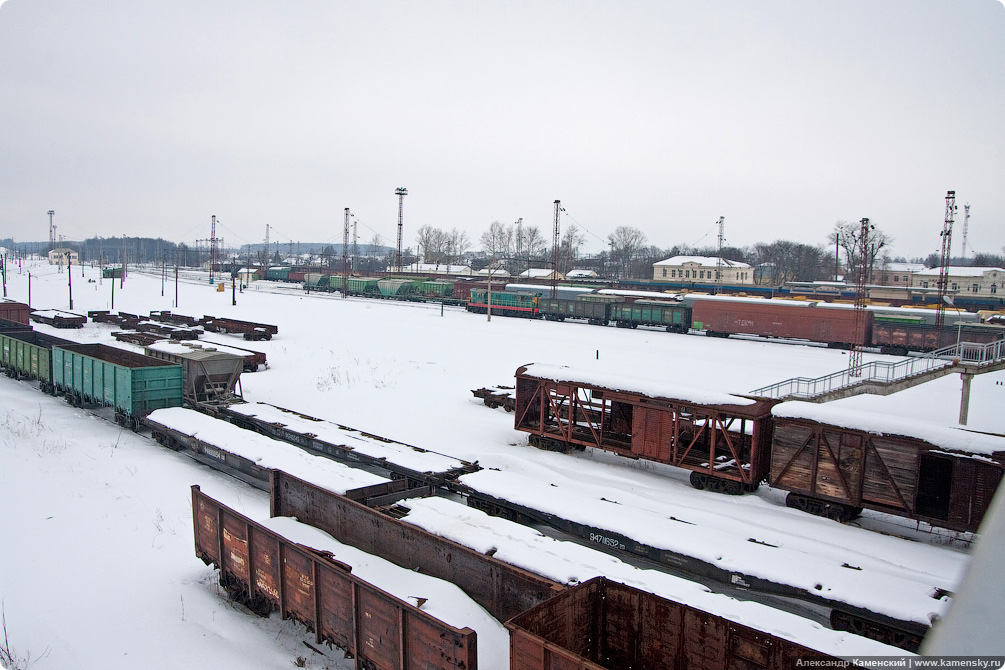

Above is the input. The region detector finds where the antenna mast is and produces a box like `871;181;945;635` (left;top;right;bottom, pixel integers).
935;191;957;329
395;187;408;273
716;216;725;293
551;200;561;299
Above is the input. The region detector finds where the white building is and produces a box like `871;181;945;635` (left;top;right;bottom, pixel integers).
872;262;926;286
566;269;599;279
517;268;565;281
911;266;1004;298
652;255;753;284
48;248;79;266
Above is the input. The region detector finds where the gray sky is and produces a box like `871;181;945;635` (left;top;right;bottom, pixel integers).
1;0;1002;260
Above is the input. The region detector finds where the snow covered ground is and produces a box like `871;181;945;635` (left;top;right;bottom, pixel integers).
1;260;1002;668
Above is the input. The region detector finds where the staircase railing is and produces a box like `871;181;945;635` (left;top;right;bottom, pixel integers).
750;339;1005;401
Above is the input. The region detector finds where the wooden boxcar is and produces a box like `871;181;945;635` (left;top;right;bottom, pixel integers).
191;486;479;670
609;299;691;333
0;300;31;325
507;576;852;670
770;402;1005;530
689;297;871;347
514;364;776;493
871;321;1005;355
0;330;76;392
51;343;184;428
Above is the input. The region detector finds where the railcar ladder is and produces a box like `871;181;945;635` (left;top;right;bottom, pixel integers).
750;339;1005;404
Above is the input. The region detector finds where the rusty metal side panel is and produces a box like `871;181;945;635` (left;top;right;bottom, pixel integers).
221;510;251;584
250;526;282;606
192;487;221;565
682;607;728;669
356;587;403;670
317;560;356;653
281;544;317;632
406;612;476;670
271;470;564;623
639;590;682;669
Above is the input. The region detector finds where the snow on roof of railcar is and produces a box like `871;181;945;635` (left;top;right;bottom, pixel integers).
517;363;759;408
772;401;1005;457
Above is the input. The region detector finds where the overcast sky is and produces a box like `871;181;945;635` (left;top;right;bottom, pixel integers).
1;0;1002;260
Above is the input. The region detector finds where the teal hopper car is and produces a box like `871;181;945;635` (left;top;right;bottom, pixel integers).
52;343;184;429
610;300;691;333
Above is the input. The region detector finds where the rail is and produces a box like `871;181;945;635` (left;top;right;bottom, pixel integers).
750;339;1005;401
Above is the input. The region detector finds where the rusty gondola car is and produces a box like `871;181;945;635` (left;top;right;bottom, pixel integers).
507;576;853;670
770;402;1005;530
514;363;777;494
191;486;479;670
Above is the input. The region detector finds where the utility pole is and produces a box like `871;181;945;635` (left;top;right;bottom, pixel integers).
848;218;872;376
66;250;73;310
551;200;561;299
121;236;126;289
174;252;179;308
395;187;408;273
352;219;358;274
342;208;351;297
48;210;55;254
935;191;957;329
265;224;270;268
715;216;725;293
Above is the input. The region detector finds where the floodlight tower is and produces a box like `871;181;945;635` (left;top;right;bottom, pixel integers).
395;187;408;273
715;216;725;293
47;210;55;254
551;200;561;298
849;217;873;376
935;191;957;329
210;215;218;281
960;203;971;260
342;208;350;298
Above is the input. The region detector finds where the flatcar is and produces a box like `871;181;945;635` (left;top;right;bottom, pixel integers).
513;363;1005;531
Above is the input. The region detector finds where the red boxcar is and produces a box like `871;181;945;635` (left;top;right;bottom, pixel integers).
514;363;777;493
690;297;871;347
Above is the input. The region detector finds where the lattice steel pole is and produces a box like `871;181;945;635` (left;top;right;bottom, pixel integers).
395;187;408;273
849;217;871;376
551;200;561;299
935;190;956;329
342;208;350;298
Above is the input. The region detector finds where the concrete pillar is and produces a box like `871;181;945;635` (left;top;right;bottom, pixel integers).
959;372;974;425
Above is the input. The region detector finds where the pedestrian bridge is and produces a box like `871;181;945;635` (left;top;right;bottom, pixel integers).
750;339;1005;404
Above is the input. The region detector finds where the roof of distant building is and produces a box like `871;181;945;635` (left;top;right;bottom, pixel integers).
912;266;1004;277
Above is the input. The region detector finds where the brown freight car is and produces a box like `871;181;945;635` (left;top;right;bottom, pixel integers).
689;296;872;347
191;486;479;670
770;401;1005;530
507;576;859;670
514;363;776;493
872;321;1005;355
0;300;31;325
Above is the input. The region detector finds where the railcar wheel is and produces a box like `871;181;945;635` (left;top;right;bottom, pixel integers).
689;472;707;490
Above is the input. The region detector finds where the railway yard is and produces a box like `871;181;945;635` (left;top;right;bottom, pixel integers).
1;261;1004;668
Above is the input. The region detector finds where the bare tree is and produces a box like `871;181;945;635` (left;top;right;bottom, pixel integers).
445;228;470;265
830;220;892;280
415;225;448;264
559;224;585;274
608;226;648;279
480;221;513;266
753;240;829;284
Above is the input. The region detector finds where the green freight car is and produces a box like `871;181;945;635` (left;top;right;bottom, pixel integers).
265;267;291;282
420;280;455;298
0;330;76;392
52;343;184;429
303;273;331;292
538;296;612;325
610;300;691;333
102;267;124;279
346;277;380;296
377;278;418;298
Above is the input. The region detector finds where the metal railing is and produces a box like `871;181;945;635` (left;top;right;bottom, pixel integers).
751;339;1005;401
